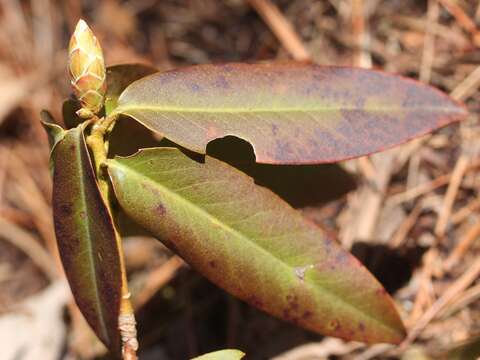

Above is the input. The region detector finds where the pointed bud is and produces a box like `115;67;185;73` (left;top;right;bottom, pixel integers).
68;19;106;119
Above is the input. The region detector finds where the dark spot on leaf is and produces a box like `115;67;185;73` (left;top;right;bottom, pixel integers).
376;288;387;296
247;295;264;308
302;310;313;319
215;75;230;89
276;140;294;160
220;64;234;73
289;298;299;310
60;203;73;216
190;83;201;92
155;203;166;216
271;124;279;136
358;322;366;332
208;260;216;268
335;252;348;264
286;294;297;303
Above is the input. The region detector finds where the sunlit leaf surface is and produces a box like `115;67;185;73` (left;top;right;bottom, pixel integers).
113;63;467;164
108;148;406;343
191;349;246;360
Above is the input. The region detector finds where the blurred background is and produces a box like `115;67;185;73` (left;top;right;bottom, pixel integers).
1;0;480;359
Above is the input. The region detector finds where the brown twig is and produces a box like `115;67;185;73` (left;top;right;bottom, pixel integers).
402;256;480;347
450;64;480;101
351;0;372;68
386;159;480;207
406;248;437;328
436;0;478;38
438;282;480;319
419;0;439;83
134;256;184;309
247;0;310;61
443;221;480;271
434;154;470;237
390;201;424;247
451;198;480;225
0;215;57;280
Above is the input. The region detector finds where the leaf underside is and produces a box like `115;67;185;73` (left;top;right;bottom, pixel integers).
107;148;406;344
40;110;65;154
113;63;467;164
51;124;121;353
191;349;246;360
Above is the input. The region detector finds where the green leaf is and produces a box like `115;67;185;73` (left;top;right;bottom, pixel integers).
105;63;158;115
62;98;83;129
191;349;245;360
107;148;406;344
40;110;65;153
113;63;467;164
51;124;122;354
207;136;356;207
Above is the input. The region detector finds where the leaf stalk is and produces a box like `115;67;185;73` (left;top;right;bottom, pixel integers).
86;115;138;360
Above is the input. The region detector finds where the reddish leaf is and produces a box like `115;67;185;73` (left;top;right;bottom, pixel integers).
107;148;406;344
51;124;122;354
112;63;467;164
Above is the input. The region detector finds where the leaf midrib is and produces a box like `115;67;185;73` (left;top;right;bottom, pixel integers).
109;156;399;335
76;129;110;343
113;104;457;115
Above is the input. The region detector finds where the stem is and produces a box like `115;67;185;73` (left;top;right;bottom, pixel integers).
86;116;138;360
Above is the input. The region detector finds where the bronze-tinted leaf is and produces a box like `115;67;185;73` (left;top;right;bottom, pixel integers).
51;124;121;354
113;63;467;164
105;63;158;115
107;148;406;344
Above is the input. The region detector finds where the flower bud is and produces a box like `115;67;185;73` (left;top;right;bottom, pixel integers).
68;19;106;119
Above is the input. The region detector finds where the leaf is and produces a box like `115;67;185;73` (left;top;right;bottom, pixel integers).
40;110;65;153
108;113;163;158
51;124;122;354
206;136;357;207
107;148;406;344
191;349;246;360
112;63;467;164
62;98;83;129
105;63;158;115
